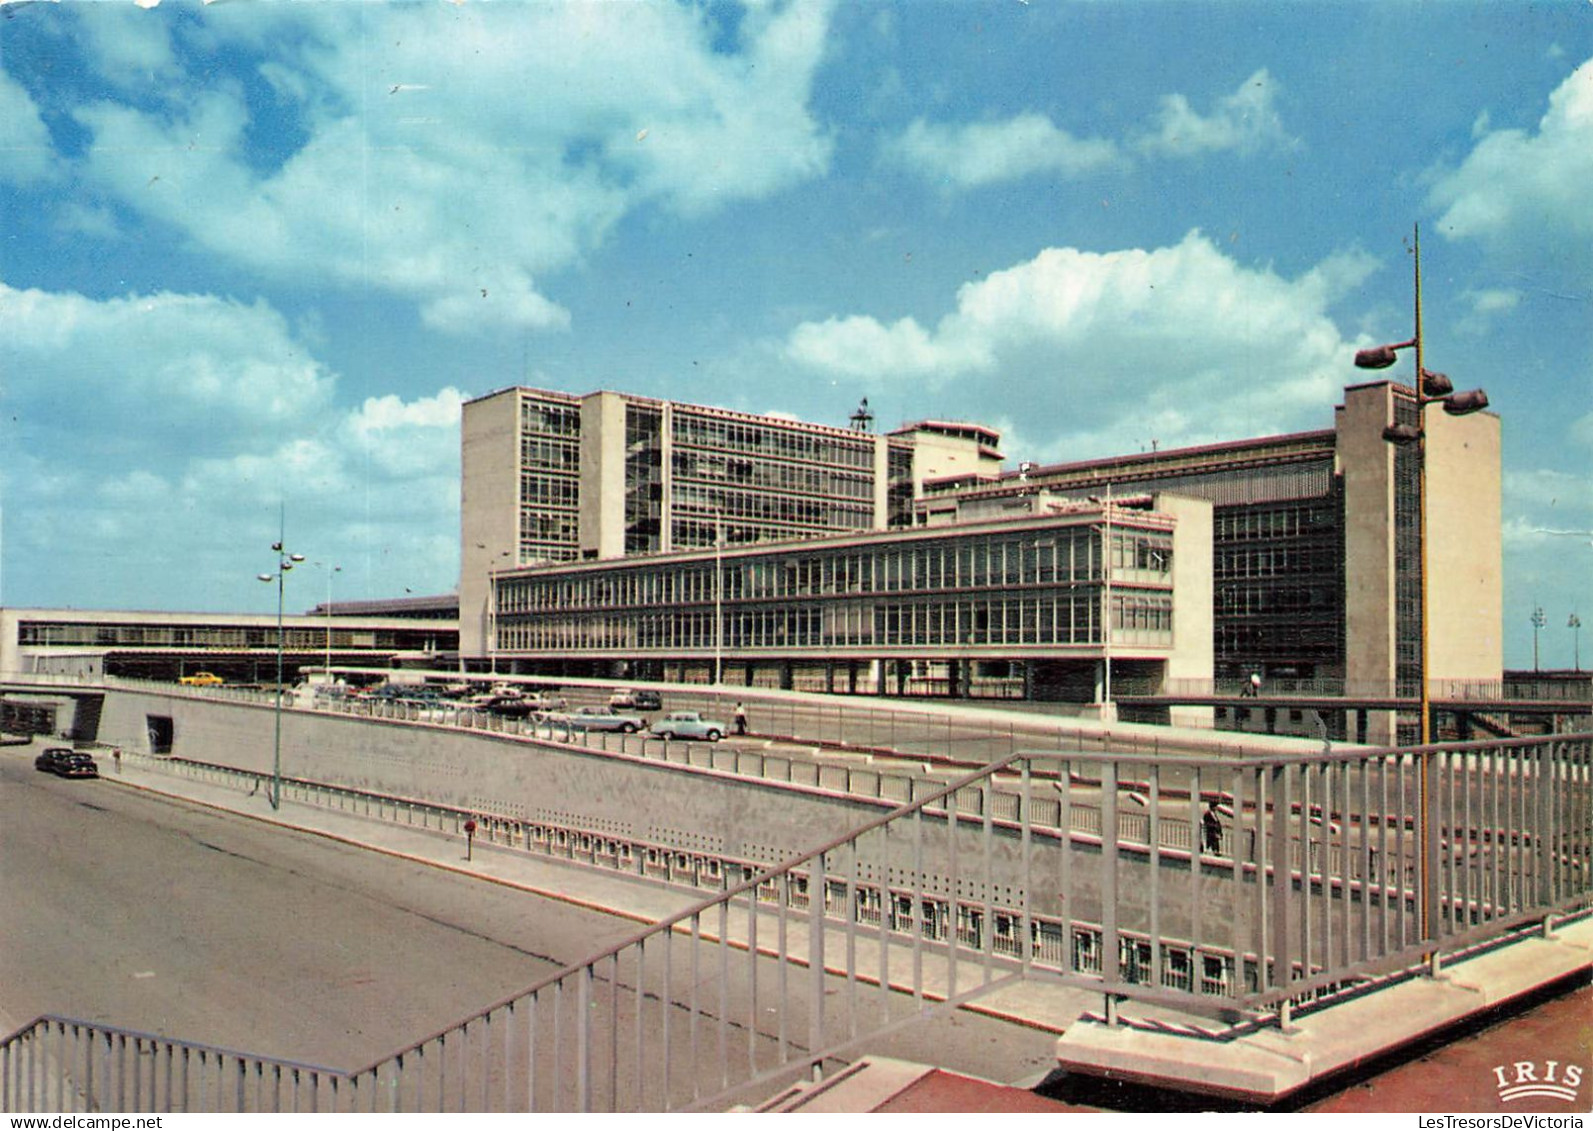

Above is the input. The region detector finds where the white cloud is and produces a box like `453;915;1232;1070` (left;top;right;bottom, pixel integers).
0;282;334;435
1505;466;1593;521
0;66;56;186
1134;69;1297;158
783;232;1371;459
884;114;1123;188
1457;287;1524;334
59;1;836;335
883;68;1294;191
787;313;992;377
1428;57;1593;258
339;388;466;479
1500;465;1593;633
1469;288;1523;316
0;280;466;609
67;3;178;84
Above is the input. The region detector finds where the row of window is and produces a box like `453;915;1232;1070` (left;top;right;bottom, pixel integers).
673;413;880;469
499;526;1172;615
1216;543;1339;581
1214;501;1337;542
670;491;875;539
497;590;1174;653
520;473;580;507
520;436;580;471
521;398;580;438
16;623;391;649
672;453;876;499
1217;585;1341;615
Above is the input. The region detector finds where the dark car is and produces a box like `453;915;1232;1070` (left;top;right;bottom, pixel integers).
482;695;543;719
35;747;98;778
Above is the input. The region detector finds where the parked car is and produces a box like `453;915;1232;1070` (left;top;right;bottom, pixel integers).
35;747;98;778
484;696;540;718
179;671;224;686
558;705;647;733
608;688;662;711
647;711;726;742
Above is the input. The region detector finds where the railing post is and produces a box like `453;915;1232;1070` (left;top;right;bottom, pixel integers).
1421;746;1440;951
808;850;826;1082
1101;760;1120;992
1270;762;1292;1001
577;968;593;1112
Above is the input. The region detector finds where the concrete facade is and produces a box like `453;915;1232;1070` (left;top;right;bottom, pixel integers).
1337;382;1502;740
1156;494;1215;728
86;689;1241;954
1424;407;1503;682
460;388;524;657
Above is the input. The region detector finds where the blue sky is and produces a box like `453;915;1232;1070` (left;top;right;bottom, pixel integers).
1;0;1589;670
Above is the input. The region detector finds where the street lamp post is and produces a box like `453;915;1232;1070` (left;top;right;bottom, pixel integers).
1103;485;1113;710
713;511;724;686
487;549;511;676
319;562;341;674
1354;224;1490;944
258;536;305;811
1087;485;1115;714
1571;613;1583;672
1531;606;1546;671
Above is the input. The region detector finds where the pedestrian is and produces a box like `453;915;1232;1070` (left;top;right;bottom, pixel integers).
1202;801;1223;854
113;747;122;774
733;702;748;736
1243;671;1262;698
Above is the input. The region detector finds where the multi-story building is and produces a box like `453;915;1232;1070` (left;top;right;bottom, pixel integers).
919;380;1501;738
493;492;1212;724
460;387;1002;656
464;379;1501;739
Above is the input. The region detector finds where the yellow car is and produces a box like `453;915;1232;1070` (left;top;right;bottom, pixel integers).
179;672;224;686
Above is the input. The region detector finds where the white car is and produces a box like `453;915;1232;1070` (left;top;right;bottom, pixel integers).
647;710;727;742
558;705;647;733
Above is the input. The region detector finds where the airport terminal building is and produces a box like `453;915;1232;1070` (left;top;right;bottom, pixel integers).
0;603;457;684
463;379;1501;733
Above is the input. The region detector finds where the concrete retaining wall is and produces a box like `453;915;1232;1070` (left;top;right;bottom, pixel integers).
95;688;1243;947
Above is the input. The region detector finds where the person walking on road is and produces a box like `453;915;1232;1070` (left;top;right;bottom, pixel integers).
733;702;748;736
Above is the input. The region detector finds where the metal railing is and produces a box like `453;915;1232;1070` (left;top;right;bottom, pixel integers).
6;732;1588;1113
1;1020;351;1114
1155;676;1592;704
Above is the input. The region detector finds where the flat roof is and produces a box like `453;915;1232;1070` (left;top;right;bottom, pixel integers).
1;607;457;630
468;385;896;442
313;595;459;618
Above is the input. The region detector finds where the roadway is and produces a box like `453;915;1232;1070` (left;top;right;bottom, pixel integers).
0;742;1064;1100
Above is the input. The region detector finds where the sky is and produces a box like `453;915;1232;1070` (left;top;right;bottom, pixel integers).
0;0;1589;670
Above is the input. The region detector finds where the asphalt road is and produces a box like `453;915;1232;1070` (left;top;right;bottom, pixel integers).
0;751;620;1068
0;746;1061;1100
